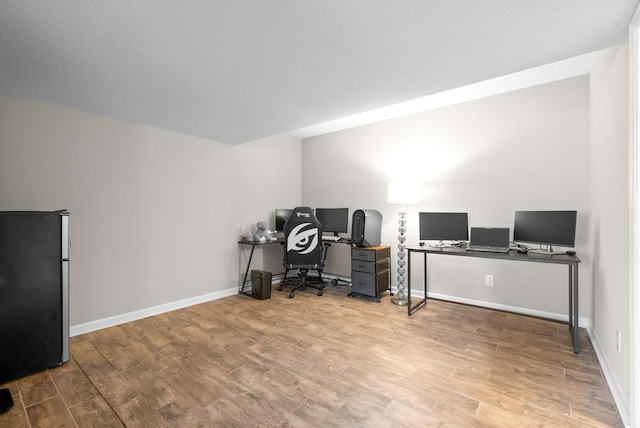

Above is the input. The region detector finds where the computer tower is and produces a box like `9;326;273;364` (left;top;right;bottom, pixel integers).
351;209;382;247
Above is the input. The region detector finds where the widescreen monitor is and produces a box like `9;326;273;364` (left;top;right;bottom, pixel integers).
513;210;577;253
419;212;468;247
315;207;349;236
274;208;293;232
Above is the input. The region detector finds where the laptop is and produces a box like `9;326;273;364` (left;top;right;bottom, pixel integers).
467;227;511;253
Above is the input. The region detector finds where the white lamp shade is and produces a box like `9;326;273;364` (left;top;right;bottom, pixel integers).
388;180;420;204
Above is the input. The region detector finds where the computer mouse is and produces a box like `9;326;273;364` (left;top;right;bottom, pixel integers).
566;250;576;256
517;248;528;253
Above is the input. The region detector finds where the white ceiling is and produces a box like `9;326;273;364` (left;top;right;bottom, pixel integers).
1;1;638;145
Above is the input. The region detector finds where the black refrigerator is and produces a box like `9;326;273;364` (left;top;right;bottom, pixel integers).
0;211;70;384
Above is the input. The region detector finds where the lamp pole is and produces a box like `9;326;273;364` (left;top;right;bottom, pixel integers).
392;207;408;306
387;180;420;306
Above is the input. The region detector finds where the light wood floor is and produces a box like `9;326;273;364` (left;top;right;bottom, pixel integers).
0;283;623;427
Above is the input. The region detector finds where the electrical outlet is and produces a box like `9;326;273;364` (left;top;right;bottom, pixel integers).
485;275;494;287
616;331;621;353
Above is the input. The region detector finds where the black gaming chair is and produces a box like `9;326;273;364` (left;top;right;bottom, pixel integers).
278;206;326;298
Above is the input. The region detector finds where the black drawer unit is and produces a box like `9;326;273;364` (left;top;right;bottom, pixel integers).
350;245;390;302
351;258;390;274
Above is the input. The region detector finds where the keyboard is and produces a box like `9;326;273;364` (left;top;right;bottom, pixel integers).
322;235;341;242
467;246;510;253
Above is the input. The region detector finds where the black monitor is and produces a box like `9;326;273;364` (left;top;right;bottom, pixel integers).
419;212;469;247
274;208;293;232
513;210;577;253
315;208;349;236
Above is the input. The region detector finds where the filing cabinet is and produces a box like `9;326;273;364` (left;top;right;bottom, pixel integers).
350;245;390;302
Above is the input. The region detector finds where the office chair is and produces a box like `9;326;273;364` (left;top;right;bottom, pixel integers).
278;206;326;298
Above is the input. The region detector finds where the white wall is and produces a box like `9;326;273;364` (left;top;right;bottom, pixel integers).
590;44;631;412
302;76;592;321
0;92;302;328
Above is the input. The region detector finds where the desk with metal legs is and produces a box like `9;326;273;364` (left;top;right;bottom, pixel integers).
406;246;581;353
238;238;353;296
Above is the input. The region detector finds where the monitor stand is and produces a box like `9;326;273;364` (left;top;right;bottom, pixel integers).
429;240;455;248
529;244;565;255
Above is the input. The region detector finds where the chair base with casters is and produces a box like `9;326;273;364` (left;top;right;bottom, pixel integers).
278;265;325;298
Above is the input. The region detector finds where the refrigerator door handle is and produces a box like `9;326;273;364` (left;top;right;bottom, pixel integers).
61;214;70;363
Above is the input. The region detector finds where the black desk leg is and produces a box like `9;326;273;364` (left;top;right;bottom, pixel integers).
572;264;579;353
569;266;573;330
240;245;257;294
424;252;427;302
568;264;579;353
408;251;427;315
407;249;411;310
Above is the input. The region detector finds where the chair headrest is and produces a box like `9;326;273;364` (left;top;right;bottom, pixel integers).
284;207;322;256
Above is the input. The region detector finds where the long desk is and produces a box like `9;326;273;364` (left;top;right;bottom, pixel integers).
406;246;582;353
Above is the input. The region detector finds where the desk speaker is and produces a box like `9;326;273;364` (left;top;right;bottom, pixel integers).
351;209;382;247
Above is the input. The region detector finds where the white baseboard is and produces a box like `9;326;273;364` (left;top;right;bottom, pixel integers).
72;272;354;336
70;287;238;337
71;284;627;425
78;273;353;336
406;288;630;425
407;288;592;328
73;285;590;336
588;328;631;427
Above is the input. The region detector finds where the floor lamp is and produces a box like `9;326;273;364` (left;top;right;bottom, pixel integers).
388;180;420;306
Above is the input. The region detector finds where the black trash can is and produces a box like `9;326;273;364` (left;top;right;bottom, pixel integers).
251;270;272;300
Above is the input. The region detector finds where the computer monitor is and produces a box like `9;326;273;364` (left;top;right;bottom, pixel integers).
513;210;577;253
274;208;293;232
315;208;349;236
419;212;469;247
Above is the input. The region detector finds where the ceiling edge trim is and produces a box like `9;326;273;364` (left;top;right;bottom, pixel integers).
288;51;595;140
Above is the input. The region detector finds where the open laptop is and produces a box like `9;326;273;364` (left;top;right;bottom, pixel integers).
467;227;511;253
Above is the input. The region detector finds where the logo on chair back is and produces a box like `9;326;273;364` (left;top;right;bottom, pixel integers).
287;223;319;255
